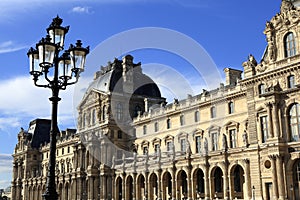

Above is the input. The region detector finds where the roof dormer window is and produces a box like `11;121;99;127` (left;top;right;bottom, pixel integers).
284;32;296;58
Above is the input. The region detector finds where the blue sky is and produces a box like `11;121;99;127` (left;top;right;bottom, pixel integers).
0;0;280;189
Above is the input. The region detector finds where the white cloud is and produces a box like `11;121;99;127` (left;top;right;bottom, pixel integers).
0;41;27;54
0;154;12;189
71;6;92;14
0;76;78;130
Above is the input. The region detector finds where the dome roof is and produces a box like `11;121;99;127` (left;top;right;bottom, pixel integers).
87;56;161;98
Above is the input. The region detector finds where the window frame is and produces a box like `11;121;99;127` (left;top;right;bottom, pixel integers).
284;32;297;58
289;103;300;142
211;106;216;119
167;118;171;129
288;75;296;89
194;110;200;122
228;102;234;114
260;115;269;143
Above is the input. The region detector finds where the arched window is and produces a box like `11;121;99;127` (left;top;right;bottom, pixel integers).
285;32;297;58
116;103;123;120
290;103;300;141
194;111;200;122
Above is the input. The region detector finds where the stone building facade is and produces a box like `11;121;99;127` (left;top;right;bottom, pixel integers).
10;0;300;200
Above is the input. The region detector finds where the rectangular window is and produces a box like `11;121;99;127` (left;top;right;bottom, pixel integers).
288;75;295;88
118;130;122;139
167;119;171;129
259;84;265;95
180;139;186;152
195;111;200;122
117;150;122;159
154;122;159;132
167;141;173;152
143;125;147;135
212;132;218;151
260;116;269;143
154;144;160;155
180;115;185;126
211;107;216;118
229;129;237;148
228;102;234;114
195;136;201;153
143;146;148;155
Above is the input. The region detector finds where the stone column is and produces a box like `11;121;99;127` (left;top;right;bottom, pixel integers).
187;167;192;200
103;175;107;200
88;176;94;200
204;164;210;200
244;159;252;200
145;172;149;200
132;173;137;200
71;172;77;200
276;155;285;200
272;102;280;138
158;170;162;200
122;173;126;200
269;155;278;200
266;102;274;138
224;161;229;200
171;167;176;200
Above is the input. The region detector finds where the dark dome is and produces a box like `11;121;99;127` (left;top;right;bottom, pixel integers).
87;56;161;98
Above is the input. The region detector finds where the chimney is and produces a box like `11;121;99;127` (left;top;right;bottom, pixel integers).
223;68;242;86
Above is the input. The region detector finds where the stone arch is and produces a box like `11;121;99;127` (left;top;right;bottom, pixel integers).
116;176;123;200
42;184;46;195
28;186;32;200
125;175;134;200
176;169;188;200
149;172;158;200
210;166;224;199
64;182;70;200
229;164;245;199
137;174;146;200
37;185;41;200
162;171;172;200
192;168;205;199
290;158;300;200
58;182;63;200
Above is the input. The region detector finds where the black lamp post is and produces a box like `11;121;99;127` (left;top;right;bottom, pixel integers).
27;16;89;200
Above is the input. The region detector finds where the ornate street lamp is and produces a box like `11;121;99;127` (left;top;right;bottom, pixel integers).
28;16;89;200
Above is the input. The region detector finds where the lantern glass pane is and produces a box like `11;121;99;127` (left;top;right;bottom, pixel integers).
58;60;65;77
70;50;86;71
29;53;40;72
48;29;65;47
38;44;55;66
65;59;72;77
